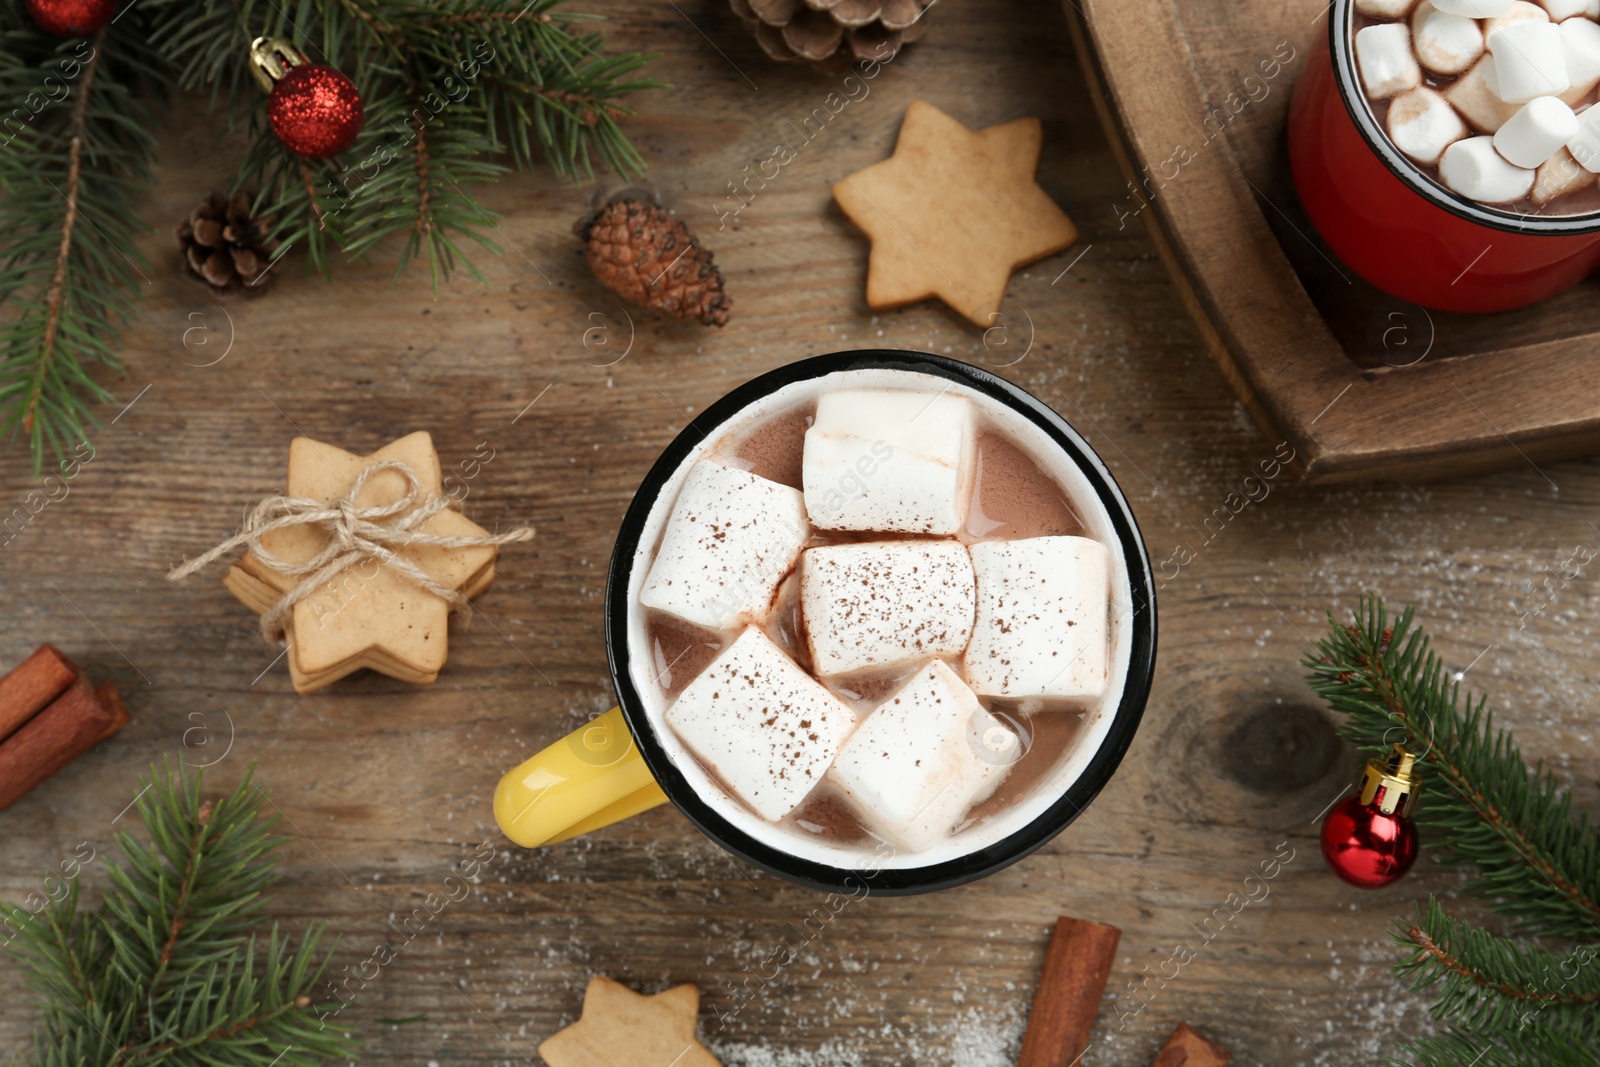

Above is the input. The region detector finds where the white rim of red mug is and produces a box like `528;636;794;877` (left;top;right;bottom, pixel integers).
602;350;1159;895
1330;0;1600;234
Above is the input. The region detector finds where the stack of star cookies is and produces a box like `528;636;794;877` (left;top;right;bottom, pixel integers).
222;431;504;694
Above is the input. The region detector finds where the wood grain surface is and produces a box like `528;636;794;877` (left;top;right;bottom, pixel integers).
1066;0;1600;482
3;2;1599;1065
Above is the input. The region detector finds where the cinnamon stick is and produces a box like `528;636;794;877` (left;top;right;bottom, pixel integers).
93;681;130;741
1151;1022;1231;1067
0;644;79;744
0;675;124;811
1018;915;1122;1067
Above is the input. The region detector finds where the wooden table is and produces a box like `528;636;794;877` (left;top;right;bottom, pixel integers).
3;2;1597;1064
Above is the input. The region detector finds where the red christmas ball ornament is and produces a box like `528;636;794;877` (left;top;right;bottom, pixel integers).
1321;745;1421;889
250;37;363;160
268;65;363;159
25;0;116;37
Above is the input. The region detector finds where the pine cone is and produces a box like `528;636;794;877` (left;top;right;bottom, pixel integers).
175;193;278;295
730;0;932;72
575;196;731;327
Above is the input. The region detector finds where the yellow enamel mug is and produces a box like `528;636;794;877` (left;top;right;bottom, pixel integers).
494;706;667;847
491;351;1157;894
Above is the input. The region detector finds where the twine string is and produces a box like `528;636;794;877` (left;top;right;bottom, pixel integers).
168;459;533;642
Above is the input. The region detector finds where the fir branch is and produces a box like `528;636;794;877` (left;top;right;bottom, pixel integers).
2;0;657;465
1306;597;1600;938
0;7;162;472
151;0;661;290
338;0;405;45
1308;598;1600;1066
0;760;358;1065
1399;1028;1600;1067
1395;898;1600;1044
331;80;504;285
297;158;330;233
415;12;547;27
1405;923;1600;1006
26;34;96;437
234;133;344;277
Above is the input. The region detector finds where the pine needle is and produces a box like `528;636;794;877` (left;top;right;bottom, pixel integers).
0;759;360;1065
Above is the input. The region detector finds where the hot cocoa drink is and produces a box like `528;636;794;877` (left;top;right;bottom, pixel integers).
1353;0;1600;214
629;374;1119;861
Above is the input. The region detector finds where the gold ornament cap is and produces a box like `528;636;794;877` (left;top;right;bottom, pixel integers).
1359;744;1421;816
248;37;308;93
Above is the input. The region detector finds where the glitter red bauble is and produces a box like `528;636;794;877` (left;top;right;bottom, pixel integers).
267;64;364;159
1320;792;1418;889
25;0;116;37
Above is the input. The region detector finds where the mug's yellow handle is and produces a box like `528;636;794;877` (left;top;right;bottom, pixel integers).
494;706;669;847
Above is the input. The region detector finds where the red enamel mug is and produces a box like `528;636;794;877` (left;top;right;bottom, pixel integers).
1288;0;1600;312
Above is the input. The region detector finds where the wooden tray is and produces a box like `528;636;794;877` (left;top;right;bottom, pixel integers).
1063;0;1600;482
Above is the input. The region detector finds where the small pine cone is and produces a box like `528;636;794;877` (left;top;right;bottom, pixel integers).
175;192;278;295
731;0;932;73
575;197;731;327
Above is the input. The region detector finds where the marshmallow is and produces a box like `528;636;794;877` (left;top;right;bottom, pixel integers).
666;626;856;822
802;389;974;535
640;460;809;631
825;659;1011;851
1356;23;1424;99
1412;2;1486;74
1537;0;1599;19
1440;135;1538;199
826;661;1018;852
1567;101;1600;169
1447;57;1523;130
964;536;1110;702
1489;22;1570;101
1387;87;1471;164
1356;0;1418;13
1494;95;1580;166
1432;0;1514;12
1485;0;1550;35
1532;146;1597;201
1558;16;1600;104
801;539;975;677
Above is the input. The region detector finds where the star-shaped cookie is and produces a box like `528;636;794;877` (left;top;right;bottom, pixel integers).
539;977;722;1067
221;431;498;693
834;100;1078;326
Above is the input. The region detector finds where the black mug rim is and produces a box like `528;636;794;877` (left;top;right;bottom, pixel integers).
1329;0;1600;235
603;351;1158;895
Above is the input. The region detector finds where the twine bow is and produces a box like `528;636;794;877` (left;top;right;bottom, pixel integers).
168;459;533;642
